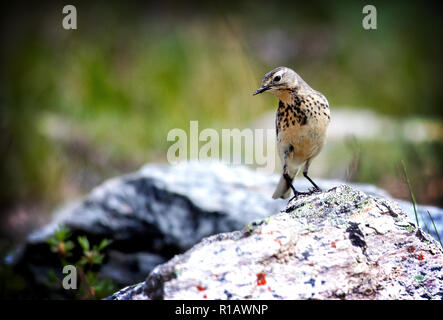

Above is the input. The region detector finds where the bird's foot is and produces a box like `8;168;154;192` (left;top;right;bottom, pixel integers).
307;187;322;194
287;191;310;203
288;195;297;203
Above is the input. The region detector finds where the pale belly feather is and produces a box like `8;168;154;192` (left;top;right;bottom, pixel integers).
277;117;328;169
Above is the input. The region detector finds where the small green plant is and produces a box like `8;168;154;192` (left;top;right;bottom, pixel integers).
46;225;116;299
426;210;442;247
401;160;420;228
77;236;112;267
401;161;442;246
46;225;75;264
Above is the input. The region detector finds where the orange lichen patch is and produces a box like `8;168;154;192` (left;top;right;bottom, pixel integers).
416;254;424;261
350;205;373;220
256;273;267;286
330;241;336;248
196;285;206;291
203;294;207;299
408;246;416;253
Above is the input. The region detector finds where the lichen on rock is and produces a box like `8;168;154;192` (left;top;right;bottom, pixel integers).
108;184;443;300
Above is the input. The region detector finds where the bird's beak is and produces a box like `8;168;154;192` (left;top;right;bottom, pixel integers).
253;86;269;96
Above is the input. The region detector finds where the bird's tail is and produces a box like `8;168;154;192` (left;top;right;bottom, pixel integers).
272;174;293;199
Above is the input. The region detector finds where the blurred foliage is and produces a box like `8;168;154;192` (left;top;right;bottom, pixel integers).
0;0;442;223
326;137;442;205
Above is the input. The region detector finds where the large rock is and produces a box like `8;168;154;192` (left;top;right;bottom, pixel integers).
11;161;442;292
108;185;443;300
12;161;288;288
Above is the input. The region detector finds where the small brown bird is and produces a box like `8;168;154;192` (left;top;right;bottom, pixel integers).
253;66;330;200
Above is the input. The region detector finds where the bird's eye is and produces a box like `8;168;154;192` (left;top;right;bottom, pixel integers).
273;75;281;82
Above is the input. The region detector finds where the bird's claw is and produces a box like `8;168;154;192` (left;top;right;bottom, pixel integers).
288;188;322;203
287;191;308;204
308;187;322;194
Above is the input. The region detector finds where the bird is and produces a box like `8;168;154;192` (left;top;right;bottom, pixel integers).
253;66;330;200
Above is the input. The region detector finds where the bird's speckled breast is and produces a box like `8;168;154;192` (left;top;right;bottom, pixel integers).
276;92;330;163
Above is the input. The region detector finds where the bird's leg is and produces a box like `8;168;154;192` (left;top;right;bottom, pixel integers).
283;172;299;199
303;160;321;193
283;165;307;202
304;173;321;193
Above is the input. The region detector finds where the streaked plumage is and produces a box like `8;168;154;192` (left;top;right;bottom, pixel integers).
253;66;330;199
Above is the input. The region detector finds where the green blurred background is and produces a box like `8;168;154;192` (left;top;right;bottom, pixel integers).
0;0;442;243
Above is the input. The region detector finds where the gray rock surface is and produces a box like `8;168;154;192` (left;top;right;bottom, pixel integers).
108;185;443;300
11;161;442;292
13;161;288;287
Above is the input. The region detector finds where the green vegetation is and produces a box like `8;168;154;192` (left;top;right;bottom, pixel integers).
426;210;442;247
45;225;116;299
402;161;442;246
402;160;420;227
326;138;442;206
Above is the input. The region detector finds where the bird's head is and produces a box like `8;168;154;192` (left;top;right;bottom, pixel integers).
253;66;304;99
